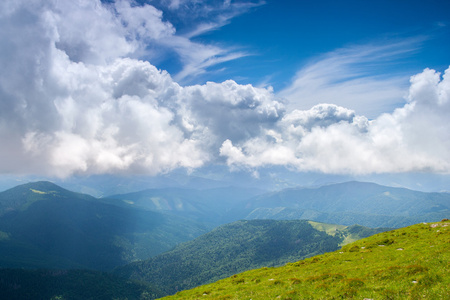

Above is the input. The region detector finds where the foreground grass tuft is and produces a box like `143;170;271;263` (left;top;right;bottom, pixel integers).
161;220;449;299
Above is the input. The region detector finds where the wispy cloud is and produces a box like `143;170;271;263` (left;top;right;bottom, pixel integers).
182;0;266;38
137;0;265;83
279;39;425;118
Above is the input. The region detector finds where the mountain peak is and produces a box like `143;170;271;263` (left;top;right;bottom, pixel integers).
0;181;67;194
0;181;95;216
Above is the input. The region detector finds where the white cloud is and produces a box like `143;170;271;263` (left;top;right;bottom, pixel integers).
15;55;211;177
135;0;265;83
0;0;280;177
114;0;175;41
1;0;449;178
162;36;249;83
221;67;450;174
179;80;283;145
279;40;423;118
181;0;265;38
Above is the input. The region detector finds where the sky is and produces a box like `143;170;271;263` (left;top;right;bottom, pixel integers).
0;0;449;186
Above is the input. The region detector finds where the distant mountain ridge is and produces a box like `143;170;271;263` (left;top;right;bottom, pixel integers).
106;181;450;228
1;180;448;271
231;181;450;227
106;186;265;225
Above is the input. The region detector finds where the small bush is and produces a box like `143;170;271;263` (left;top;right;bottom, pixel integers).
377;238;394;246
272;279;283;285
343;278;365;288
348;245;360;252
217;295;233;299
406;265;428;275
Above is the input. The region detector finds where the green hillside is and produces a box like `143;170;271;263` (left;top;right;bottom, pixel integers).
162;220;449;300
115;220;387;296
0;182;209;270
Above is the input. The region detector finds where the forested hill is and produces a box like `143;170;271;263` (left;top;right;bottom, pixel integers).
0;181;209;270
162;220;450;300
114;219;388;296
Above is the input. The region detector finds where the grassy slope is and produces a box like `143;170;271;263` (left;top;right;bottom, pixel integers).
307;221;390;246
162;220;449;300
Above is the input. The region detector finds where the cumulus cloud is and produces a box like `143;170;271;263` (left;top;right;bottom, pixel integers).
221;67;450;174
0;0;280;177
1;0;449;178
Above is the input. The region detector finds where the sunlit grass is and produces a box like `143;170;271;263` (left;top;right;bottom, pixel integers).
161;220;449;299
30;188;49;194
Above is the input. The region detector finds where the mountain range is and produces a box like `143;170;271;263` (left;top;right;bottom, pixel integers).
1;180;449;271
108;181;450;228
105;186;265;226
232;181;450;228
0;179;449;299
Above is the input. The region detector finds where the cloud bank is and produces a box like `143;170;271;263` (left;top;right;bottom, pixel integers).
0;0;449;177
222;68;450;174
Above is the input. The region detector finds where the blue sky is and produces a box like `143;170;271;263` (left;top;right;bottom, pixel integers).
153;0;450;86
140;0;450;117
0;0;449;189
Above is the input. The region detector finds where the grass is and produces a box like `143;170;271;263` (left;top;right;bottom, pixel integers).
307;221;358;246
160;220;449;299
30;188;49;195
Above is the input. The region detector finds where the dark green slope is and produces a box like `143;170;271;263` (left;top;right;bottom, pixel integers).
0;268;162;300
115;219;387;296
233;181;450;227
0;182;209;270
